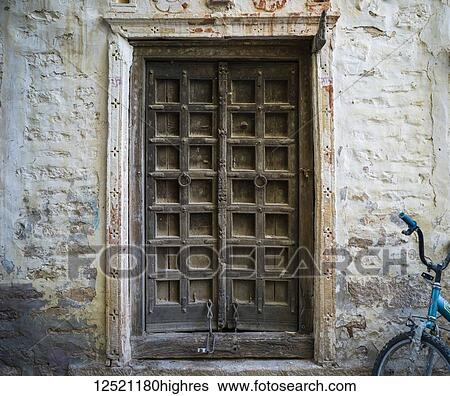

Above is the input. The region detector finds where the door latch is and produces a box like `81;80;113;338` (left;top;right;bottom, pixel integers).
232;301;240;352
198;299;216;354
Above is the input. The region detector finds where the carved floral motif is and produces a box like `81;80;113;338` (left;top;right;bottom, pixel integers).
253;0;287;12
152;0;190;13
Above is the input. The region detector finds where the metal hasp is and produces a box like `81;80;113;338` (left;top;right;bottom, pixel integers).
198;299;216;354
232;302;239;352
312;11;327;53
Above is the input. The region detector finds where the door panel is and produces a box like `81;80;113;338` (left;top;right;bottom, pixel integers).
225;63;299;331
146;62;219;332
146;61;299;333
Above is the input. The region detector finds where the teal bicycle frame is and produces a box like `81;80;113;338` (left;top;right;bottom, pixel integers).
399;212;450;330
427;284;450;327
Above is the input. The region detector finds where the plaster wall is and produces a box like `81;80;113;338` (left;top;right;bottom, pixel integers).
0;0;449;374
333;0;450;365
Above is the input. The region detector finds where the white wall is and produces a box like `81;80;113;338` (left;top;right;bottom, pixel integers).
0;0;448;372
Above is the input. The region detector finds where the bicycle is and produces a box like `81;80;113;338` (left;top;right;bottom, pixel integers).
372;212;450;375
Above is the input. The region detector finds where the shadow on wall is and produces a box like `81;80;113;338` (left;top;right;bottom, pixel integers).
0;283;99;375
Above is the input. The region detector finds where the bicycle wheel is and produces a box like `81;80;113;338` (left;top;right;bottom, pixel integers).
373;332;450;375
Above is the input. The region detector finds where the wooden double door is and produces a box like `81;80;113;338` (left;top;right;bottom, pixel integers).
145;61;301;334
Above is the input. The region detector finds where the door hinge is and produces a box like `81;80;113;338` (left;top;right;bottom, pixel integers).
312;11;327;53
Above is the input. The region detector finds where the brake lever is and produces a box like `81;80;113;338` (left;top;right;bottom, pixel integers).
402;228;415;236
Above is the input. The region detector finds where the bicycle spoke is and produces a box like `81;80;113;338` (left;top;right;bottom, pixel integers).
378;337;449;375
425;348;437;376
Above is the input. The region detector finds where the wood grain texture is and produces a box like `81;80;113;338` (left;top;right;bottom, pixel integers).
128;42;319;361
132;333;313;359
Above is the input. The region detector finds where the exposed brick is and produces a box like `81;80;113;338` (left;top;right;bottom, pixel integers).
0;285;43;301
346;276;430;308
0;0;449;374
0;309;19;321
60;287;96;303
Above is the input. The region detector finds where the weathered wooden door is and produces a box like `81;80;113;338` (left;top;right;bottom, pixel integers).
146;61;299;333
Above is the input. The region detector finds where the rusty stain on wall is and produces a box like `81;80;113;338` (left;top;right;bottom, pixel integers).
0;0;449;375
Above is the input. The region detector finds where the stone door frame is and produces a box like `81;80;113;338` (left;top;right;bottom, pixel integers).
104;11;338;366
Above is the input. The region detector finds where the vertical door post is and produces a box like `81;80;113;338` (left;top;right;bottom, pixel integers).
217;62;228;329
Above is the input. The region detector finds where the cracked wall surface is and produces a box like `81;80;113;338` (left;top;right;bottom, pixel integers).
333;0;450;366
0;0;109;374
0;0;449;374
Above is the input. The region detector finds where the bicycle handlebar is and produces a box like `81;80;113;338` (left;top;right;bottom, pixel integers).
399;212;449;273
399;212;430;267
399;212;418;231
444;251;450;269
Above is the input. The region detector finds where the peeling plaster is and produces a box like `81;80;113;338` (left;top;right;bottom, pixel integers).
334;0;450;365
0;0;449;373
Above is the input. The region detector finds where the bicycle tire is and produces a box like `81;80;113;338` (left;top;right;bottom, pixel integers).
372;331;450;375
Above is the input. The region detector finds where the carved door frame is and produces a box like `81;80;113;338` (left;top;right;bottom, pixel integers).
105;13;338;366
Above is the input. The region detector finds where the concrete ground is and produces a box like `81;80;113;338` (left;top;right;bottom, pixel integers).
69;359;370;376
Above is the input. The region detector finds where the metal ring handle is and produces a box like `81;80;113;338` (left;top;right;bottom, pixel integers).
178;172;191;187
254;174;267;189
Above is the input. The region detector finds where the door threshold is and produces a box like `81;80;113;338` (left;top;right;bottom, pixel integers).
132;332;313;359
